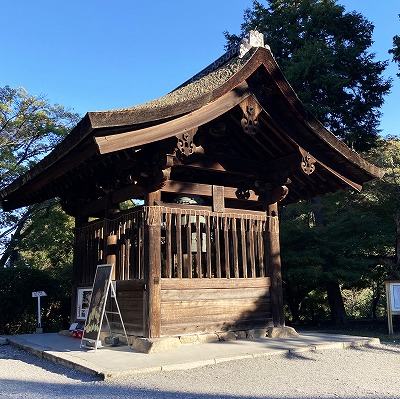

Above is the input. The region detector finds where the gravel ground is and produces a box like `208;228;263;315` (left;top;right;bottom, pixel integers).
0;341;399;398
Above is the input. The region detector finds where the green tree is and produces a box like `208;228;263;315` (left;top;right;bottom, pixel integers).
0;86;79;268
226;0;391;151
226;0;392;324
281;139;399;324
389;15;400;77
366;138;400;275
0;86;78;332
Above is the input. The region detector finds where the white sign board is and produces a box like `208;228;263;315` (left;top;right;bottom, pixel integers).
389;283;400;312
32;291;47;297
385;280;400;334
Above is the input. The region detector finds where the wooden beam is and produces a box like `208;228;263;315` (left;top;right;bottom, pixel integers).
178;153;301;178
161;180;259;202
77;185;144;218
94;82;251;154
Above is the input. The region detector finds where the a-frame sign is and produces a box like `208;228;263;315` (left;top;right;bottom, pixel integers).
81;264;128;351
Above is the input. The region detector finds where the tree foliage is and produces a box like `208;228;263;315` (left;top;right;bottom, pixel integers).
0;86;79;268
0;86;78;332
0;266;72;334
389;15;400;77
225;0;391;151
281;138;400;323
0;86;79;189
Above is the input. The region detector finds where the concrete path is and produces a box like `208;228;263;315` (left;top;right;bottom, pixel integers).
3;332;379;380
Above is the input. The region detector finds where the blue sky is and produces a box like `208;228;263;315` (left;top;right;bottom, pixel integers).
1;1;399;137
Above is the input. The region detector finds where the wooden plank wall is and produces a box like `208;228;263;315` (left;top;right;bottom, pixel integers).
110;280;144;335
160;277;271;335
74;220;104;284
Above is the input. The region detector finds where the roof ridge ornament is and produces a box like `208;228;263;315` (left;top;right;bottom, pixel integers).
175;31;271;89
239;30;270;58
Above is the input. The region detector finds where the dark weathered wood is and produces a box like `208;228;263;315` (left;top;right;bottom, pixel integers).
240;218;248;278
265;202;285;327
195;215;202;278
212;185;225;212
160;277;271;335
143;206;162;338
215;216;222;278
232;218;239;278
161;180;259;203
162;287;270;301
145;190;161;206
176;214;183;278
95;83;251;154
206;215;212;278
223;217;230;278
165;212;172;278
106;234;117;280
249;220;256;278
114;279;144;334
258;220;265;277
161;318;273;336
184;215;192;278
161;277;271;290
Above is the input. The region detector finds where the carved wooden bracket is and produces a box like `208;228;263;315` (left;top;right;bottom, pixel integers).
254;179;290;203
176;128;198;158
157;153;177;188
235;188;251;200
240;97;262;135
299;147;316;175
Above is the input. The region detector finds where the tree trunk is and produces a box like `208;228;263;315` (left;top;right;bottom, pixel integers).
325;280;347;325
0;224;24;268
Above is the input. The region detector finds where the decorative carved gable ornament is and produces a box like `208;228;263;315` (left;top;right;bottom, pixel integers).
239;30;271;58
240;97;262;135
299;147;316;175
176;128;198;158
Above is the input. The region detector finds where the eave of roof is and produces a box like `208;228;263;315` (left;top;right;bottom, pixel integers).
0;36;384;210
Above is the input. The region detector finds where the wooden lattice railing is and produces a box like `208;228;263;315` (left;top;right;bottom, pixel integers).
74;206;273;283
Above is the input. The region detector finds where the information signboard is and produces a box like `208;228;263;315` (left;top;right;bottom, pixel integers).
76;287;92;320
385;280;400;334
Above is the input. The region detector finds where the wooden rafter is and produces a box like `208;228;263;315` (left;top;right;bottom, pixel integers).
94;82;251;155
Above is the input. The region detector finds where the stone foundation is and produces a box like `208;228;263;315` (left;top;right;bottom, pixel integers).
60;326;299;353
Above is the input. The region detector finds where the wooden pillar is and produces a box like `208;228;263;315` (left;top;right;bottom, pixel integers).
143;190;162;338
71;214;88;322
104;196;120;280
105;235;118;280
265;202;285;327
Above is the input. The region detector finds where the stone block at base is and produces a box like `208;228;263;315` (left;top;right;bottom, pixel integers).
217;332;238;341
247;328;267;338
235;330;247;339
267;326;299;338
178;335;200;345
131;337;181;354
196;333;219;344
